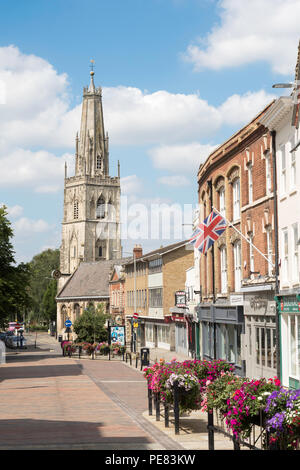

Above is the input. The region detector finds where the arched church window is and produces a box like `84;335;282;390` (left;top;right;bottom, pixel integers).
74;200;79;219
96;196;105;219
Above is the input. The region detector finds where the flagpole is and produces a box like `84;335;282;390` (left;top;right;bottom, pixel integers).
208;180;217;360
212;206;275;268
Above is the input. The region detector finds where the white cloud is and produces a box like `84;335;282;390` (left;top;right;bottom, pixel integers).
103;86;222;145
183;0;300;75
0;46;275;192
149;142;217;174
158;175;191;187
0;204;23;218
120;174;143;195
0;148;73;191
219;90;276;126
13;217;53;235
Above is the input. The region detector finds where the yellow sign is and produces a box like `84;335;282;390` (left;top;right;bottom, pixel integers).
133;322;139;329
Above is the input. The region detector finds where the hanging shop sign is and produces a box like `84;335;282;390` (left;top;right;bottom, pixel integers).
175;291;186;308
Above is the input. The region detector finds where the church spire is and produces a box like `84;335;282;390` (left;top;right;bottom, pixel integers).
75;61;109;178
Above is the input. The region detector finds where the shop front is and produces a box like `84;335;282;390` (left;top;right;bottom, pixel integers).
197;303;245;376
276;294;300;389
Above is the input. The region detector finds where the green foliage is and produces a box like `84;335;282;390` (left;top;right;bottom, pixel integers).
0;206;32;327
41;279;57;322
73;304;109;343
28;248;60;321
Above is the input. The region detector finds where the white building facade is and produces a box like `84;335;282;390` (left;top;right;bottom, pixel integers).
260;93;300;389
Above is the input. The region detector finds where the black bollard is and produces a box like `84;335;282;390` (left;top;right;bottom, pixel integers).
173;381;180;434
155;392;160;421
148;388;153;416
164;402;169;428
207;409;214;450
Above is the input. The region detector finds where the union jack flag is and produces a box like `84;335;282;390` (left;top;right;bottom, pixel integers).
189;209;227;254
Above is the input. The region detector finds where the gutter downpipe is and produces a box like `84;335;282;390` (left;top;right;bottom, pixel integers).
271;130;281;381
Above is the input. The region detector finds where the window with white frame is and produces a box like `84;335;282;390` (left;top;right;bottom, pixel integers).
281;145;287;194
266;229;273;276
220;245;227;294
292;223;299;282
219;186;225;217
282;228;289;282
234;241;241;292
290;137;296;189
233;178;240;221
265;152;272;195
248;164;253;204
249;233;254;274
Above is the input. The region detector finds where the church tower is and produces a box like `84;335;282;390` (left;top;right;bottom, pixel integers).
59;68;122;288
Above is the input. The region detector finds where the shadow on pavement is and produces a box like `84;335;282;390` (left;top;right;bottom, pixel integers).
0;363;83;381
0;418;154;449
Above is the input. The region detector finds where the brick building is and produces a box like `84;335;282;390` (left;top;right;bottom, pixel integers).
109;263;127;326
196;102;278;378
123;241;194;353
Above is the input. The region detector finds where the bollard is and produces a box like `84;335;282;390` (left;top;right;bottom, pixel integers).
135;354;138;368
207;409;214;450
164;402;169;428
79;346;82;359
148;388;153;416
173;381;180;434
233;435;240;450
155;392;160;421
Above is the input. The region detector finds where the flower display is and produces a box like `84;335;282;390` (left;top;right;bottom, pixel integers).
264;388;300;448
144;358;235;414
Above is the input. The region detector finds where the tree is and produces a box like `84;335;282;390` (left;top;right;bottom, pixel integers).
0;206;32;327
73;304;109;343
41;279;57;322
28;248;60;321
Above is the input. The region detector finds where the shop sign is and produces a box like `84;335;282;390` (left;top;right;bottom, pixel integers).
110;326;125;345
175;291;186;308
279;297;300;313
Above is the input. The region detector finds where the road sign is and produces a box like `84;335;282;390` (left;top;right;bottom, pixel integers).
133;312;139;319
65;319;72;328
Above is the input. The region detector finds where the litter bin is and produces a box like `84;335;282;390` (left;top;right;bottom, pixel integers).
140;347;150;370
58;335;63;343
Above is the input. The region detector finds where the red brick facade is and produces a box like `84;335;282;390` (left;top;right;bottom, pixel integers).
197;104;276;300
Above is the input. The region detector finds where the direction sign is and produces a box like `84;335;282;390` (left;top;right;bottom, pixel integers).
65;319;72;328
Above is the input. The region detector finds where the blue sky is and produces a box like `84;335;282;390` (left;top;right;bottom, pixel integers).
0;0;298;263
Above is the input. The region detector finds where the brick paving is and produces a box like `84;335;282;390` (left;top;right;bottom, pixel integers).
0;334;239;450
0;334;180;450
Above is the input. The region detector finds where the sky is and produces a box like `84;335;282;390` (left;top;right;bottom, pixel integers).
0;0;299;264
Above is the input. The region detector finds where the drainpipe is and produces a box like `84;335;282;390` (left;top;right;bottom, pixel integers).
271;130;281;381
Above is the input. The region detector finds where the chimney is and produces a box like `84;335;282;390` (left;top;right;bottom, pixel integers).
133;244;143;259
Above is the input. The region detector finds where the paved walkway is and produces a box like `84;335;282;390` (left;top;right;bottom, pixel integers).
0;333;237;450
0;334;181;450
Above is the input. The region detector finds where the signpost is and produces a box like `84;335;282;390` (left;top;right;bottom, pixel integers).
65;318;72;341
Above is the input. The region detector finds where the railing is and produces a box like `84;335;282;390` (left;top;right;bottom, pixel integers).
146;382;299;450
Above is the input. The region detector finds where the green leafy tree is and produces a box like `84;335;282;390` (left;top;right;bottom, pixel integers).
0;206;32;327
41;279;57;322
28;248;60;322
73;304;109;343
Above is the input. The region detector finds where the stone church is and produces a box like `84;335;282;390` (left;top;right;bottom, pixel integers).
56;69;124;338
